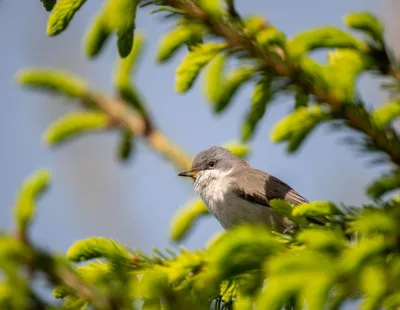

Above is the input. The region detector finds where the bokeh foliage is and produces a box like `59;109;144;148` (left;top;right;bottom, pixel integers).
3;0;400;309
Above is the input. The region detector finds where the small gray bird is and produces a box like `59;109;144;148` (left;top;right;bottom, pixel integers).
178;146;309;233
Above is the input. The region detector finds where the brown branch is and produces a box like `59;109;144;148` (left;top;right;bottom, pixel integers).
14;234;112;309
166;0;400;166
85;93;192;172
35;251;112;310
54;266;111;309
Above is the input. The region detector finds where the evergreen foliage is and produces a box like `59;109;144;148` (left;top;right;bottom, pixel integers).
4;0;400;308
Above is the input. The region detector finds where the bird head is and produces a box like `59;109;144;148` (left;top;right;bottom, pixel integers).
178;146;248;180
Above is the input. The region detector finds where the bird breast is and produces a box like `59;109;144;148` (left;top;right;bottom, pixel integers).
194;169;292;231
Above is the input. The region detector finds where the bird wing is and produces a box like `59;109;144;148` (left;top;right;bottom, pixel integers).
228;167;309;207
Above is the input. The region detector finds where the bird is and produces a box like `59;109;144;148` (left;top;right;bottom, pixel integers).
178;146;309;233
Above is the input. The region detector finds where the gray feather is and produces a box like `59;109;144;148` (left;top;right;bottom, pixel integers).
228;167;309;207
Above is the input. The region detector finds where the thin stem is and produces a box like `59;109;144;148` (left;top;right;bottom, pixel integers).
83;93;192;172
15;225;112;309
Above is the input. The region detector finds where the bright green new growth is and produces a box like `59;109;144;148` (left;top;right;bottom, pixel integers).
269;199;295;218
326;49;366;101
0;261;32;310
243;15;268;34
344;11;384;45
241;77;273;142
84;14;111;59
43;112;110;146
270;105;329;152
16;68;88;99
198;0;223;19
47;0;87;36
114;32;145;89
360;264;387;310
255;27;286;49
44;0;141;58
66;237;132;263
296;229;345;252
341;236;389;273
14;169;51;234
75;261;114;285
111;0;139;57
0;235;28;262
349;208;399;235
207;225;282;279
157;24;203;63
85;0;139;58
203;53;254;113
203;53;226;103
287;26;365;59
214;68;254;113
367;172;400;200
170;200;209;242
176;43;226;93
257;250;336;310
269;199;308;227
292;201;340;217
224;141;250;159
371;101;400;130
219;278;238;304
6;169;400;310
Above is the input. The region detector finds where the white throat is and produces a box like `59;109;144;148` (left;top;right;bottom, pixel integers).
194;168;233;191
194;168;234;213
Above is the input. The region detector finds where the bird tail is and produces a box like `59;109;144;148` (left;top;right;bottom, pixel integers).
284;189;309;205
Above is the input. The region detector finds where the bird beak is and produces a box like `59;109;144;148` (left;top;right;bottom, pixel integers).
178;169;198;179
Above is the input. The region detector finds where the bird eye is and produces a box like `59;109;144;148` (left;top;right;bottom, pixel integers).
208;161;216;169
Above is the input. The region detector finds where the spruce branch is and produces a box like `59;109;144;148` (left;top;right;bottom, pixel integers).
17;69;192;172
163;0;400;166
8;169;113;310
88;93;192;171
33;250;112;310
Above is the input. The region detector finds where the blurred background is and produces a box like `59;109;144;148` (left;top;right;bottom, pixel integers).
0;0;397;255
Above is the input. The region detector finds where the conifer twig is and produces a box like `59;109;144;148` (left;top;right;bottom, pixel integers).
13;235;111;309
36;251;112;309
165;0;400;166
84;93;192;171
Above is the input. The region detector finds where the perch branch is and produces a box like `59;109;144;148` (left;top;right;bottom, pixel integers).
84;93;192;171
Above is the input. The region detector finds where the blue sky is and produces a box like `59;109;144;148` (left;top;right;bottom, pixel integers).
0;0;392;257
